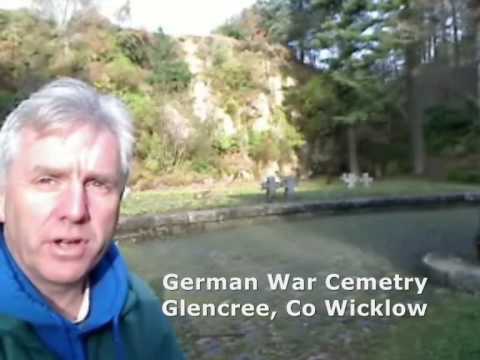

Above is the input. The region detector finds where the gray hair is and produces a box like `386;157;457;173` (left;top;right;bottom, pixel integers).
0;78;135;187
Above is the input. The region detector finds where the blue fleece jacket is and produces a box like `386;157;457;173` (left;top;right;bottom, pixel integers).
0;228;129;360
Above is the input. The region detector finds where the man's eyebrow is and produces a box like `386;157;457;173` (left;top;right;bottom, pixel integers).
31;166;119;183
87;173;119;184
31;165;67;175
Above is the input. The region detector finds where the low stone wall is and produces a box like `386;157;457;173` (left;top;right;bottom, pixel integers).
423;252;480;292
116;192;480;243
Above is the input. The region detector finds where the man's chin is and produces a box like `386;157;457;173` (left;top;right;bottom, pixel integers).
40;264;92;287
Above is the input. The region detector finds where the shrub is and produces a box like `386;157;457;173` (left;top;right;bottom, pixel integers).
140;132;177;174
150;60;192;92
119;92;180;173
214;23;247;40
149;30;192;92
211;43;232;66
425;103;474;132
225;62;254;91
105;55;144;90
80;28;117;61
191;159;217;175
213;60;255;92
272;108;305;149
244;109;305;165
463;131;480;153
425;102;476;155
224;97;240;117
447;169;480;184
248;131;281;163
115;30;149;66
0;91;18;120
119;91;158;128
213;134;241;155
49;49;89;76
207;43;259;94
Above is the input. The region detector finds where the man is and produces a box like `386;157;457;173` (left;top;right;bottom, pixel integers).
0;78;185;359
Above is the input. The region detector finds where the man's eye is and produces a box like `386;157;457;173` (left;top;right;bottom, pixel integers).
88;180;101;187
37;177;56;185
87;179;109;190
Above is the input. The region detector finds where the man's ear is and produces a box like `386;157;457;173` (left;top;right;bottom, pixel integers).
0;191;5;223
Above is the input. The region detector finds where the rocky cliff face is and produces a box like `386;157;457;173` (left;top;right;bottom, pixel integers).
0;9;306;184
169;35;302;180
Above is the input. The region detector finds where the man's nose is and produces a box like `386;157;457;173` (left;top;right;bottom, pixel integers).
57;183;90;223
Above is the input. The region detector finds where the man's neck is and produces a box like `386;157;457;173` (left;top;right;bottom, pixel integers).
36;279;87;322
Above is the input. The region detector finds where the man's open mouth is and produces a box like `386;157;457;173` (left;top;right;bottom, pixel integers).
53;239;87;247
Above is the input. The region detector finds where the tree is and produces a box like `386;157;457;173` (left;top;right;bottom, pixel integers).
468;0;480;120
114;0;131;26
255;0;401;173
257;0;293;43
255;0;480;176
214;6;265;40
288;0;314;63
30;0;99;30
287;69;393;174
308;0;392;173
395;0;426;175
148;29;192;92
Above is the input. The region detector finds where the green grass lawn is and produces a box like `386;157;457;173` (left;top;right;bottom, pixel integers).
122;206;480;359
121;178;480;359
121;178;480;216
367;292;480;360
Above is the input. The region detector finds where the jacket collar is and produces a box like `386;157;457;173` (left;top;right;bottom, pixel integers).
0;226;129;359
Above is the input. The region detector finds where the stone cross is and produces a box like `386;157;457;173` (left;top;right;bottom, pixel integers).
340;173;358;189
360;172;373;187
281;176;297;200
261;176;281;202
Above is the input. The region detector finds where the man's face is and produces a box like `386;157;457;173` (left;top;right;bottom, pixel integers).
0;123;123;289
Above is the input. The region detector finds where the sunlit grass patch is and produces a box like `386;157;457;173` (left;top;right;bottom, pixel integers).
121;178;480;215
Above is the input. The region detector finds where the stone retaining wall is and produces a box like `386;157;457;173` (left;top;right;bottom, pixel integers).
116;192;480;243
423;252;480;292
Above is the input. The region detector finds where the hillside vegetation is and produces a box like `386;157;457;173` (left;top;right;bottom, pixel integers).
214;0;480;184
3;2;480;190
0;9;308;189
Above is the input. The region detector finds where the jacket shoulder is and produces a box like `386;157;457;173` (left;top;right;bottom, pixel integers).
120;273;186;360
128;273;160;302
0;315;55;360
